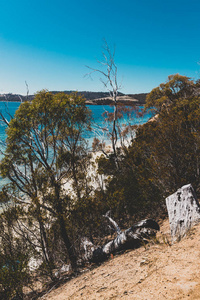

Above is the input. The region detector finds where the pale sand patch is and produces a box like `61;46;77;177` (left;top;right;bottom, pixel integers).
63;137;133;197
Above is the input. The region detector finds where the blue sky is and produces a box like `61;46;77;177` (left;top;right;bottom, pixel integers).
0;0;199;95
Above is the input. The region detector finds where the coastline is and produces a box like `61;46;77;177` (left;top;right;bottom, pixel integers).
0;92;147;106
0;99;145;106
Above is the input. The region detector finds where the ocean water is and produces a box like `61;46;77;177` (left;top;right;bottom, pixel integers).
0;102;21;143
0;102;153;188
86;104;152;145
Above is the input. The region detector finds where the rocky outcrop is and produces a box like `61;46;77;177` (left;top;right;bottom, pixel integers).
166;184;200;242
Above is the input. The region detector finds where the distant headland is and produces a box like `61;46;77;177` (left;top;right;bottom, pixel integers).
0;91;148;105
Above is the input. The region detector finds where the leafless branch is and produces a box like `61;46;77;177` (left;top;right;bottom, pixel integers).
25;81;29;101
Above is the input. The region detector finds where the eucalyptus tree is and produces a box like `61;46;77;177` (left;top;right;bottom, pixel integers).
133;75;200;196
0;91;92;270
145;74;200;112
0;204;33;299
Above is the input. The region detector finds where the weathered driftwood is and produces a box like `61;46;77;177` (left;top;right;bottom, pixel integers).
82;217;159;263
166;184;200;243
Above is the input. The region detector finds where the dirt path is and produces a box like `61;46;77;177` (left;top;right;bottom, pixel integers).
41;220;200;299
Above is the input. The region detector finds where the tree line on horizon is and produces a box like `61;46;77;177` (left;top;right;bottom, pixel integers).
0;91;147;105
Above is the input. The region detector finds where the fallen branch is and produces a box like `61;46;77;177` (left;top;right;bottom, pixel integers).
103;210;122;234
82;218;159;263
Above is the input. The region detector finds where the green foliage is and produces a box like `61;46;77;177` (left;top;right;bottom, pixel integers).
136;78;200;198
0;208;32;299
97;154;118;175
0;247;31;300
96;150;163;223
145;74;198;112
68;196;108;244
139;96;200;194
95;75;200;224
0;91;92;270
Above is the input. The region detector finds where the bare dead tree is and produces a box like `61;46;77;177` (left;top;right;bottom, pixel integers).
86;40;122;163
25;81;29;101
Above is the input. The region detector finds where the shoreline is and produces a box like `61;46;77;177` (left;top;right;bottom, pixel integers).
0;92;147;106
0;100;145;106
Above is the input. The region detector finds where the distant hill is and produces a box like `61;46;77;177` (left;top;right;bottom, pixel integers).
51;91;124;100
0;91;148;105
0;93;34;102
127;93;147;105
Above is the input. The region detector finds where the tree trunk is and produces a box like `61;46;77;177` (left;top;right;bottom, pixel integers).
58;212;77;270
39;219;55;279
52;177;77;270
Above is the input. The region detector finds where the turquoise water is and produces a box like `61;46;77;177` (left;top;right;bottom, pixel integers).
0;102;153;188
0;102;152;146
86;104;152;144
0;102;21;143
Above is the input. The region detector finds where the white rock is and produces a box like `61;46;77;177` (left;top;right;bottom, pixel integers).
55;264;71;278
166;184;200;242
28;256;43;271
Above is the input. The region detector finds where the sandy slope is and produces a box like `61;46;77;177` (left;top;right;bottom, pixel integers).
41;220;200;299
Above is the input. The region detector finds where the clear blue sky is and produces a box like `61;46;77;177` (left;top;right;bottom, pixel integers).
0;0;199;95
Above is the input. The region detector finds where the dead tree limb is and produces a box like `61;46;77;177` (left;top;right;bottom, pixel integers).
103;210;122;234
85;40;121;164
82;218;159;263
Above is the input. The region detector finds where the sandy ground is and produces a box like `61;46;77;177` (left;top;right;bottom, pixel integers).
40;220;200;299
